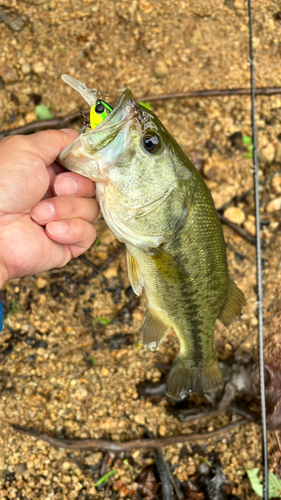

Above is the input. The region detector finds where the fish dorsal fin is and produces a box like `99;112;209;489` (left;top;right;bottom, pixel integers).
142;309;170;351
218;279;246;327
126;250;144;296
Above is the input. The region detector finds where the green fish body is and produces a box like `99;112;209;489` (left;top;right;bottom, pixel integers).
58;86;245;400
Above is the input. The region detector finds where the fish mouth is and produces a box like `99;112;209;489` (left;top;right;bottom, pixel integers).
82;88;136;135
58;88;138;172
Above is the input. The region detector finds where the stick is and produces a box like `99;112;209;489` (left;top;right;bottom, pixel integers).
1;87;281;140
10;419;249;452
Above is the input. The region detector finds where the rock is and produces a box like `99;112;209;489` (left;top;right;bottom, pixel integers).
6;13;27;31
36;276;48;289
33;61;45;74
153;60;169;78
234;0;245;9
271;174;281;194
21;63;31;75
14;463;27;475
25;111;37;123
244;218;256;236
159;425;167;436
134;414;145;425
139;1;153;14
85;452;103;465
258;143;275;164
101;367;110;377
275;145;281;164
266;196;281;213
75;386;88;400
223;206;245;225
211;183;239;209
0;64;18;83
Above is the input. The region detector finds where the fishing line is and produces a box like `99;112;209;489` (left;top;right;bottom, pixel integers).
248;1;268;499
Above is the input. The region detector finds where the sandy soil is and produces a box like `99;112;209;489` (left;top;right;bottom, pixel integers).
1;0;281;498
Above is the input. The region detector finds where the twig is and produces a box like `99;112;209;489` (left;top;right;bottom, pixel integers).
0;111;83;140
217;213;256;245
145;428;172;500
139;87;281;102
1;87;281;140
10;419;249;451
76;244;125;285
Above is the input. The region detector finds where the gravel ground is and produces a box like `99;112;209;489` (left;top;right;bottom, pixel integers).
1;0;281;498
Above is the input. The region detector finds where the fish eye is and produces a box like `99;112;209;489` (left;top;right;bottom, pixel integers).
142;133;161;153
95;101;105;114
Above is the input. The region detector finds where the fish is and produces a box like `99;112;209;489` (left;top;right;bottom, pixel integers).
57;79;246;400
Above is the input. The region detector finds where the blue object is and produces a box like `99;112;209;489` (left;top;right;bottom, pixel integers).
0;302;3;332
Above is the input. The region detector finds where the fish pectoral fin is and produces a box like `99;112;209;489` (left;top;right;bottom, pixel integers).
218;279;246;327
126;250;144;295
142;309;170;351
166;356;223;400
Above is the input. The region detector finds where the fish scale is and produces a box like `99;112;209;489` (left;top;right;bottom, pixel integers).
58;80;246;400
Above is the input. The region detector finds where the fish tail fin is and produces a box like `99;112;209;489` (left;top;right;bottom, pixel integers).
218;279;246;327
166;356;223;400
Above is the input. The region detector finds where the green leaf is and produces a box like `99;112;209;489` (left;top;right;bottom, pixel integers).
93;237;101;247
246;469;281;498
35;105;54;120
246;469;263;497
93;317;112;326
138;101;152;110
269;471;281;498
199;456;212;467
94;469;117;487
242;135;252;145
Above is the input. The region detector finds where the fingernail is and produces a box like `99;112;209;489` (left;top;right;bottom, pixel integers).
54;175;77;196
31;202;54;223
47;222;67;235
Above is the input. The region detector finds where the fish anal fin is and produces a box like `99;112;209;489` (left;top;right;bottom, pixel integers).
166;356;223;400
218;279;246;327
142;309;170;351
126;250;143;296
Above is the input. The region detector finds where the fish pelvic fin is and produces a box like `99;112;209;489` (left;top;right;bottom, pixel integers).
142;309;170;351
218;279;246;327
166;356;223;400
126;249;144;296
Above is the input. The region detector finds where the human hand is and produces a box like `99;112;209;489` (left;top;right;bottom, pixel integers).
0;129;99;288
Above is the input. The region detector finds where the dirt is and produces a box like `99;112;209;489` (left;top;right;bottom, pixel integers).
1;0;281;499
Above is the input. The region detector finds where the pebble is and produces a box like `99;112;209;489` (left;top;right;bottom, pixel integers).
271;175;281;194
21;63;31;75
37;276;48;289
134;414;145;425
266;196;281;213
234;0;245;9
0;64;19;83
84;452;103;465
14;463;27;475
275;145;281;164
244;218;256;236
258;143;275;164
73;386;88;400
25;111;37;123
223;206;245;225
33;61;46;74
153;60;169;78
139;1;153;14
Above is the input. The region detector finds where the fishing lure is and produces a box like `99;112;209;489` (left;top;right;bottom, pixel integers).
61;74;112;131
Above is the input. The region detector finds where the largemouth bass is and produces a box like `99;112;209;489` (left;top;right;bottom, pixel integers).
58;79;246;400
